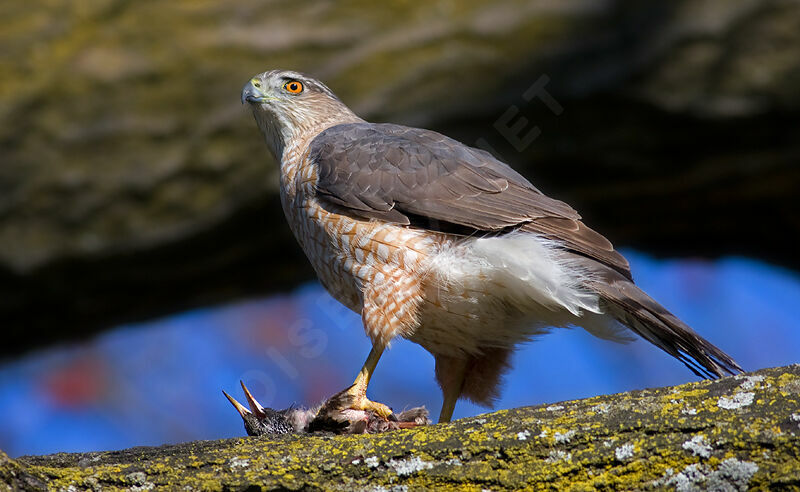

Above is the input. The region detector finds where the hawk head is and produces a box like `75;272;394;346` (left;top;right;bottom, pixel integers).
242;70;360;159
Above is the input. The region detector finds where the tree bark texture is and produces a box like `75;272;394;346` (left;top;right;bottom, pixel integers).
2;365;799;491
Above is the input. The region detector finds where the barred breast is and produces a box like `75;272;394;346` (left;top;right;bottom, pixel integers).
279;139;442;346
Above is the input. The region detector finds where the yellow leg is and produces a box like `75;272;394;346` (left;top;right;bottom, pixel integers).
438;361;467;423
344;344;394;419
351;345;383;395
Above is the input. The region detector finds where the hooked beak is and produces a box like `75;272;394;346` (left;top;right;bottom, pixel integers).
241;78;271;105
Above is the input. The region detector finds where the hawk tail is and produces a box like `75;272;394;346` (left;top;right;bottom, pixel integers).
582;262;743;379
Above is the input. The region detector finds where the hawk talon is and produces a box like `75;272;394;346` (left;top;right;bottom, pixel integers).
339;388;395;421
357;399;393;420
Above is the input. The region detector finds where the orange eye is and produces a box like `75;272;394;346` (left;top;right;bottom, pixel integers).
283;80;303;94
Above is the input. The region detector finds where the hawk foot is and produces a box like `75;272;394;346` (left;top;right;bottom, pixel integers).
309;387;429;433
322;385;395;420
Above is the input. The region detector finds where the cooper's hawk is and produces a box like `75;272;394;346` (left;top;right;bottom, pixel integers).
241;70;742;424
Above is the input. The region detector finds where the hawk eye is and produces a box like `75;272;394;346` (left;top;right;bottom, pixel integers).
283;81;303;94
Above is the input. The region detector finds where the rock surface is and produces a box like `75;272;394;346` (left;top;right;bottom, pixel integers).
3;365;799;490
3;0;800;355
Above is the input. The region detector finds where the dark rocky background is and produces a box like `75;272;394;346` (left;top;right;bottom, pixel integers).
2;0;799;357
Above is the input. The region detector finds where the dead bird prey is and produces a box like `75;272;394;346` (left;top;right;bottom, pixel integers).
223;381;429;436
241;69;743;425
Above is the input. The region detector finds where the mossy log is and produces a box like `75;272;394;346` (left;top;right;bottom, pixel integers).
3;0;800;357
3;365;799;491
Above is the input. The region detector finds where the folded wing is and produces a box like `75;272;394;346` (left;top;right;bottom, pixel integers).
309;122;632;280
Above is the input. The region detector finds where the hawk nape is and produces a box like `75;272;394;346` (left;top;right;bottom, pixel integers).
241;69;742;424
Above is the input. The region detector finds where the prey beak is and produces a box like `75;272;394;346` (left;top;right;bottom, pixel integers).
223;390;252;419
241;78;271;105
240;381;267;419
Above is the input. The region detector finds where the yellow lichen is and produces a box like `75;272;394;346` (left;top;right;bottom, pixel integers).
5;365;798;490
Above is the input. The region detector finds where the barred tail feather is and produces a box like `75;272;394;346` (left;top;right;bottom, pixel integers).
577;258;743;379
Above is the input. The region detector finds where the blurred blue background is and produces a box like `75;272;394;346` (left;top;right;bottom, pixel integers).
2;249;798;457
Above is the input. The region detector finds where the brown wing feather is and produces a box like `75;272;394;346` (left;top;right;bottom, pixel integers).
309;122;631;279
